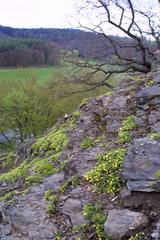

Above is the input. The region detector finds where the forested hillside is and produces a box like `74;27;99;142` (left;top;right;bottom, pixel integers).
0;38;60;67
0;26;108;60
0;25;155;67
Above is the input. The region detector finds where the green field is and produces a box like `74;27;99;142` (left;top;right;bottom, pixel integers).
0;65;121;152
0;66;77;84
0;64;120;88
0;67;70;94
0;65;119;110
0;67;54;85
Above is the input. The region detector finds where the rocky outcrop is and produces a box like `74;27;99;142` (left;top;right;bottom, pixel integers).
1;72;160;239
122;72;160;194
148;110;160;132
136;85;160;106
154;74;160;85
0;173;64;239
152;220;160;239
62;198;85;225
16;138;35;164
104;209;148;240
122;138;160;192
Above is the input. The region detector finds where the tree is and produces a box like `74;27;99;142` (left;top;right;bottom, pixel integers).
0;38;61;67
67;0;160;90
0;79;55;144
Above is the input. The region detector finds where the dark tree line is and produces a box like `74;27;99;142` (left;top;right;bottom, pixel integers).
0;25;156;61
0;38;60;67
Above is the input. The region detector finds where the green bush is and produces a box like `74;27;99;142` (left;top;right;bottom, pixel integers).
0;157;56;187
0;191;16;202
79;98;91;108
47;202;57;216
0;160;31;183
85;148;127;195
83;204;106;239
33;159;56;177
59;175;81;193
1;152;15;169
44;189;59;217
32;128;68;156
148;132;160;141
129;232;145;240
118;116;136;144
26;175;43;184
69;111;81;129
80;137;95;149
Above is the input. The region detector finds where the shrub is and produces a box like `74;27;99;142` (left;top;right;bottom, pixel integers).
1;152;15;169
33;159;56;177
148;132;160;141
85;148;127;195
79;98;91;108
32;128;68;156
83;204;106;239
26;175;43;184
59;175;81;193
129;232;145;240
0;160;31;183
72;111;81;119
44;189;59;217
47;202;57;216
118;116;136;144
80;137;95;149
0;191;16;202
0;157;56;186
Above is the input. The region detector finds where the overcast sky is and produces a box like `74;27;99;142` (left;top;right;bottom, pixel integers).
0;0;158;36
0;0;75;28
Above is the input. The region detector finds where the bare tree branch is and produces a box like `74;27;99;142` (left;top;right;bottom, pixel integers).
65;0;159;93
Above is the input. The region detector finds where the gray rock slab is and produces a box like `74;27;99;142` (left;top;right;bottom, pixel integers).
151;122;160;133
151;219;160;239
150;98;160;108
154;74;160;85
16;138;35;163
29;172;64;195
0;173;64;239
101;96;111;108
104;209;148;240
122;138;160;192
136;86;160;105
70;147;102;177
62;198;85;225
134;116;147;127
0;223;12;236
108;96;128;110
148;110;160;125
106;120;121;134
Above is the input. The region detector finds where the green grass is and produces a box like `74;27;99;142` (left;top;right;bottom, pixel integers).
0;65;120;93
0;67;56;83
0;67;62;95
0;65;121;154
0;66;117;121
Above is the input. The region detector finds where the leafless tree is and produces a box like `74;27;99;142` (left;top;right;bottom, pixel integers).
66;0;160;91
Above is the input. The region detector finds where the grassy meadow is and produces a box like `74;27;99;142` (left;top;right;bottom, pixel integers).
0;65;121;116
0;64;122;152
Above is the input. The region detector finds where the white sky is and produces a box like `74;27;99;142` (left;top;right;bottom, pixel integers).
0;0;75;28
0;0;158;37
